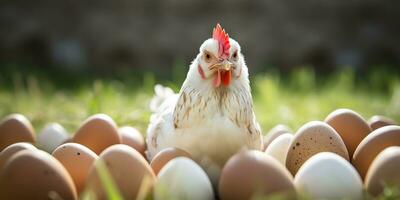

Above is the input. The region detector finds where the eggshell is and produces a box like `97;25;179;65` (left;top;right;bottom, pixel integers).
37;123;69;153
52;143;98;194
352;125;400;179
263;124;292;150
86;144;156;200
286;121;349;175
265;133;293;166
62;136;73;144
0;142;37;171
119;126;145;156
219;150;294;200
73;114;120;154
154;157;214;200
0;114;35;151
294;152;363;200
150;147;192;175
325;108;371;158
368;115;397;131
0;150;77;200
365;146;400;196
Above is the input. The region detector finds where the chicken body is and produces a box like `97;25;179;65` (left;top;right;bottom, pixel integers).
146;24;262;184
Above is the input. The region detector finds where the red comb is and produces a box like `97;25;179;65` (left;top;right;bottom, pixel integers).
213;23;230;59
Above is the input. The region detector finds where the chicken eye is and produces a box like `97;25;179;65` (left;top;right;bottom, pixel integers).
204;52;212;63
232;51;238;60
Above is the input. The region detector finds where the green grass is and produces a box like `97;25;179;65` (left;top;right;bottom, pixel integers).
0;66;399;134
253;68;400;131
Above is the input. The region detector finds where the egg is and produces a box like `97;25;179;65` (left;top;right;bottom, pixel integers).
150;147;192;175
286;121;349;175
52;143;98;194
219;150;294;200
86;144;156;199
154;157;214;200
352;125;400;179
37;123;69;153
368;115;397;131
294;152;363;200
265;133;293;166
0;114;35;151
0;150;77;200
365;146;400;196
263;124;292;150
119;126;146;156
73;114;120;154
62;136;73;144
0;142;37;171
325;108;371;158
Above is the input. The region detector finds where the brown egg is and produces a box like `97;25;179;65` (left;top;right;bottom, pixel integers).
286;121;349;175
119;126;146;156
150;147;192;175
219;150;294;200
0;114;36;151
52;143;98;194
352;125;400;179
0;142;37;171
263;124;292;150
368;115;397;131
365;146;400;196
325;108;371;159
86;144;156;200
73;114;120;154
0;150;77;200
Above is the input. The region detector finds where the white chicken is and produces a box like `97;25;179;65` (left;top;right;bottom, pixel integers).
146;24;262;184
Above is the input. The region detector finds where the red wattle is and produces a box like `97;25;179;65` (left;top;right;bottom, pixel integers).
221;70;232;86
213;70;221;87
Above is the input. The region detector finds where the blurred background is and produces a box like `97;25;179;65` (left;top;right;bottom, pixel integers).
2;0;400;73
0;0;399;132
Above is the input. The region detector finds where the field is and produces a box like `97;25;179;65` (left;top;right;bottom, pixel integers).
0;65;399;134
0;64;399;199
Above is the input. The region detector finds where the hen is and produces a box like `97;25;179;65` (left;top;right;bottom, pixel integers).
146;24;262;183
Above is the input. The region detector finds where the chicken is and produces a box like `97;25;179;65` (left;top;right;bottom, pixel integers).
146;24;262;184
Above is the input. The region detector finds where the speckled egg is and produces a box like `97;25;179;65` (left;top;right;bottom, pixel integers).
52;143;98;194
368;115;397;131
119;126;146;156
365;146;400;196
0;150;77;200
286;121;349;175
294;152;363;200
0;114;35;151
352;125;400;179
263;124;292;150
150;147;192;175
86;144;156;200
325;108;371;158
0;142;37;171
73;114;120;154
219;150;295;200
265;133;293;166
37;123;69;153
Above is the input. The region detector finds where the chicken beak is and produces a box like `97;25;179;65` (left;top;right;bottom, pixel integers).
220;60;233;71
212;60;233;88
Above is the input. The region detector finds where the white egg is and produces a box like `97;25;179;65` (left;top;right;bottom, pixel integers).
265;133;293;166
37;123;69;153
294;152;363;200
154;157;214;200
